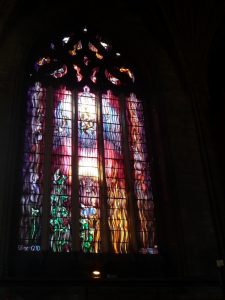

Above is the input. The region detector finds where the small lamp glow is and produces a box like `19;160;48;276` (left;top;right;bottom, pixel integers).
92;270;101;279
83;27;88;32
116;52;121;57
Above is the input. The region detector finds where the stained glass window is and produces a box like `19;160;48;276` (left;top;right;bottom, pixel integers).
50;88;72;252
18;28;158;255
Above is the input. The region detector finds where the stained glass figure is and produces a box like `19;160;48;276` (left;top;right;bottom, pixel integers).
35;57;50;71
69;41;82;56
105;70;121;86
73;65;83;82
51;65;67;78
90;67;99;83
78;86;101;253
49;87;72;252
100;41;110;50
119;67;135;82
18;82;46;251
102;91;129;253
126;93;158;254
62;36;70;45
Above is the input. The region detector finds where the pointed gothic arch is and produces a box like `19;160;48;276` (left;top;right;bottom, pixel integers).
18;28;158;255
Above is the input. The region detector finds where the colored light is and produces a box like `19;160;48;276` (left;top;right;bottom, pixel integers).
78;86;101;253
62;37;70;44
100;42;109;50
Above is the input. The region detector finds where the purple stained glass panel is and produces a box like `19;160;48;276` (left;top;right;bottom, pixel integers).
18;83;46;252
126;93;158;254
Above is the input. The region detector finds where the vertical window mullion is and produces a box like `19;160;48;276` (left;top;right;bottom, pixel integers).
120;94;138;253
96;92;109;253
71;90;80;252
41;87;54;251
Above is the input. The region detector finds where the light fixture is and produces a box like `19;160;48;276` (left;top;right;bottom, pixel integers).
92;270;101;279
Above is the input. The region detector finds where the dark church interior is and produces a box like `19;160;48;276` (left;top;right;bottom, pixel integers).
0;0;225;299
